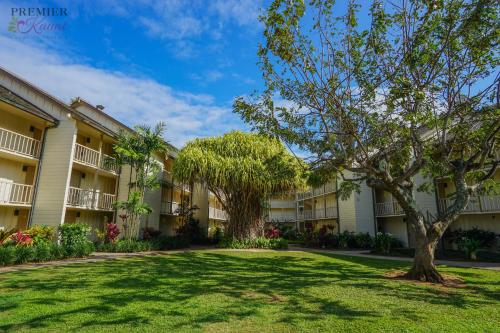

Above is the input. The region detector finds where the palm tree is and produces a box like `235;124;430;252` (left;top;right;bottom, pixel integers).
114;122;168;239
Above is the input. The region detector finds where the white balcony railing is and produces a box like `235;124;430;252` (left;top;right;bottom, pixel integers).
100;153;119;174
0;180;33;205
297;206;338;220
66;187;115;211
297;181;336;200
439;195;500;214
267;211;296;222
73;144;118;174
160;201;180;215
73;143;99;167
0;127;40;158
376;201;404;216
209;207;229;220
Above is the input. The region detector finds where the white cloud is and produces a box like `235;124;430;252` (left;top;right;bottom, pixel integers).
0;36;242;147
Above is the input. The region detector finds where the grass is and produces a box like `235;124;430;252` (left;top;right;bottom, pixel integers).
0;250;499;332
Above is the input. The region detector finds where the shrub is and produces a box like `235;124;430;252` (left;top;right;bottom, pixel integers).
59;223;91;248
176;219;205;244
353;232;373;249
116;240;151;253
143;227;161;241
106;223;120;243
49;243;65;260
72;242;95;257
96;239;155;253
14;246;35;264
10;231;33;247
211;226;224;243
458;237;481;260
265;227;281;239
156;235;190;250
0;246;15;266
444;228;498;249
374;233;400;254
26;225;55;244
33;242;52;262
218;237;288;249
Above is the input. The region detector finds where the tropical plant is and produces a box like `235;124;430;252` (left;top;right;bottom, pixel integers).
142;227;161;241
106;223;120;243
218;236;288;249
10;231;33;247
14;246;35;264
173;131;304;240
458;237;481;260
0;228;16;245
374;233;400;254
114;122;168;239
59;223;93;257
26;225;55;244
0;246;15;266
234;0;499;282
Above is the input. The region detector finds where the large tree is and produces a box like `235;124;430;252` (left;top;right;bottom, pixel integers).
172;131;304;240
235;0;499;282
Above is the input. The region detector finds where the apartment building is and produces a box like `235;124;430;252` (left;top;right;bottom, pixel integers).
267;169;500;248
1;67;497;247
0;67;218;236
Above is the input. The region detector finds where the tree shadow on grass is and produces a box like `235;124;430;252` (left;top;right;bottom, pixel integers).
0;250;498;331
311;251;500;307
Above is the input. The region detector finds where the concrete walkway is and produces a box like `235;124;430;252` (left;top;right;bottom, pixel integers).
290;246;500;271
1;246;499;274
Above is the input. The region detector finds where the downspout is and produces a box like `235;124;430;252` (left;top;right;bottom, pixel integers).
28;121;59;226
335;176;340;236
371;188;378;236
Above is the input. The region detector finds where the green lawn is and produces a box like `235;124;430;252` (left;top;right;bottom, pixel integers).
0;250;499;332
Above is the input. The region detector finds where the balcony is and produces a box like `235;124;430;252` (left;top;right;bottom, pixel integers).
66;187;115;211
160;201;180;215
267;211;296;222
376;201;404;217
0;180;33;206
209;207;229;220
297;181;336;200
73;143;119;174
297;206;338;221
0;126;40;159
439;195;500;214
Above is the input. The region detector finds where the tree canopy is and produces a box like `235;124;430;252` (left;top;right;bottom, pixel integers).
234;0;499;282
173;131;304;240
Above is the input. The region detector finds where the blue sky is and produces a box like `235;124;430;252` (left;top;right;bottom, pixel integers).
0;0;267;147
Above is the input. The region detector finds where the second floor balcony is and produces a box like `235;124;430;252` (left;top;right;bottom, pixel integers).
0;126;40;159
160;201;180;215
66;187;115;211
73;143;119;174
375;201;404;217
0;180;33;206
297;181;337;200
209;207;228;220
297;206;338;221
439;195;500;214
266;211;296;222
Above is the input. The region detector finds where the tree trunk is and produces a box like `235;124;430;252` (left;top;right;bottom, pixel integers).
406;239;444;283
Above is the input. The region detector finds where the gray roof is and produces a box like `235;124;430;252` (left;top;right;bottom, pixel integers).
0;84;58;124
